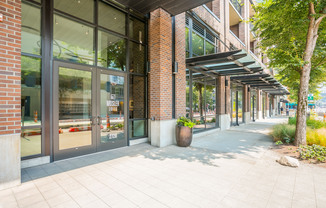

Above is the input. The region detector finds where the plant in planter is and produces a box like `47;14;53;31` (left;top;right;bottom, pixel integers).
176;117;195;147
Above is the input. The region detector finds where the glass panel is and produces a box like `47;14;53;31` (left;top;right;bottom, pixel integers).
186;79;190;118
238;90;243;123
99;74;125;144
192;79;205;132
22;3;41;55
21;128;41;157
129;120;145;138
54;0;94;22
129;17;145;43
58;67;92;150
53;15;94;65
185;27;189;52
21;56;41;126
99;1;125;35
97;30;126;71
129;42;145;74
129;76;145;119
192;32;204;56
206;82;216;129
205;41;215;55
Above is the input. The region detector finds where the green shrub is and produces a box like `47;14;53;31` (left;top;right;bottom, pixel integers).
288;117;326;129
177;117;195;128
271;124;296;143
299;144;326;162
306;128;326;147
288;117;296;125
275;141;283;145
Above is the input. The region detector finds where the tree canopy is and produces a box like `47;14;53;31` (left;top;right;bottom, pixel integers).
252;0;326;101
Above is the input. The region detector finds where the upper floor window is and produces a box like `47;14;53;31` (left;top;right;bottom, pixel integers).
185;16;220;58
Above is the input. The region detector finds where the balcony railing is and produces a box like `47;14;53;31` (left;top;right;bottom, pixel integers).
230;0;242;15
249;22;256;37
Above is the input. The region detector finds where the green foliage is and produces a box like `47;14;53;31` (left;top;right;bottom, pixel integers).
177;117;195;129
117;123;123;128
299;144;326;162
275;141;283;145
271;124;296;143
252;0;326;101
288;117;326;129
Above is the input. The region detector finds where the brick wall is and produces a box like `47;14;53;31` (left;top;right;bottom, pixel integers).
216;76;225;114
0;0;21;135
174;13;186;117
148;8;172;120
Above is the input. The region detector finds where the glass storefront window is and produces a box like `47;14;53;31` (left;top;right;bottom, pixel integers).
205;41;215;55
129;17;145;43
21;56;41;126
129;120;146;138
22;2;41;55
192;32;204;56
129;75;145;119
129;42;145;74
192;79;205;132
54;0;94;23
99;1;126;35
21;128;42;157
238;90;243;123
98;30;126;70
205;82;216;129
53;15;95;65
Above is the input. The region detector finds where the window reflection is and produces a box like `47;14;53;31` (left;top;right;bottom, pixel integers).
54;0;94;23
21;56;41;126
129;17;145;43
129;42;145;74
21;128;42;157
22;3;41;55
53;15;95;65
99;1;126;35
98;31;126;71
129;76;145;119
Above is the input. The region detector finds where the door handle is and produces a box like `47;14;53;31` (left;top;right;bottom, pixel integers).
90;116;96;126
97;116;101;125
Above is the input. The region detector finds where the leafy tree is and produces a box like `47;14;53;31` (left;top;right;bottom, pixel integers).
252;0;326;146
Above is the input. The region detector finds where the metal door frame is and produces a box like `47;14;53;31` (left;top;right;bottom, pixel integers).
53;61;97;161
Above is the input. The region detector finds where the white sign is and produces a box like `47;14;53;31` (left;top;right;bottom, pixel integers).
107;134;117;139
111;94;116;100
107;100;119;107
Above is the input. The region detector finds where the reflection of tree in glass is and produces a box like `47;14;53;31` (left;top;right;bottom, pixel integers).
99;39;126;71
194;82;214;121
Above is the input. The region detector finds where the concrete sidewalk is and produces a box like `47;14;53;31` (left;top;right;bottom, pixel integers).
1;117;326;208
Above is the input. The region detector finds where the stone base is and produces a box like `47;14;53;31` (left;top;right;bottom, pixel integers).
21;156;50;169
129;138;148;146
219;114;230;130
266;110;270;118
243;112;250;124
149;119;177;147
257;111;263;120
0;134;20;190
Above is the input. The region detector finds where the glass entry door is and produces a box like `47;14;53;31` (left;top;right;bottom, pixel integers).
96;71;127;151
53;62;127;160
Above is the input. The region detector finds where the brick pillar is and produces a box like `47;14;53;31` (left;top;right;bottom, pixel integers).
175;13;186;117
243;85;250;123
148;8;175;147
216;76;230;129
266;93;270;117
0;0;21;190
256;89;262;119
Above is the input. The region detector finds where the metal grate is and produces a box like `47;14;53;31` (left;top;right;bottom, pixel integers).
193;21;204;36
206;31;215;43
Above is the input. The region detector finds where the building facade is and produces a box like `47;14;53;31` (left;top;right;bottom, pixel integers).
0;0;288;189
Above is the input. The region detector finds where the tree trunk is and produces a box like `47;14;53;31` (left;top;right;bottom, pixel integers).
295;3;323;146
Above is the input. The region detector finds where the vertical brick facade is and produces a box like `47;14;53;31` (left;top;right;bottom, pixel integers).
216;76;226;114
149;8;172;120
0;0;21;135
174;13;186;118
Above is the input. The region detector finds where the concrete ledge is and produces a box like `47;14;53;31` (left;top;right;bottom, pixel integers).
21;156;50;169
129;138;148;146
149;119;177;147
194;128;220;139
0;134;20;190
219;114;230;130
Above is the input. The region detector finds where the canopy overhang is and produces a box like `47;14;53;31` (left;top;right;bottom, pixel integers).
114;0;212;16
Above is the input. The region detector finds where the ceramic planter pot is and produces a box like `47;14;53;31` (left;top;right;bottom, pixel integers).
176;125;193;147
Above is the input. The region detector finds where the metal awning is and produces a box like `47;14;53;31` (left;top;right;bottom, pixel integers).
230;73;290;95
186;49;264;79
114;0;212;16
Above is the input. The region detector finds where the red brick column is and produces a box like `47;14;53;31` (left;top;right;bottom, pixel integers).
0;0;21;135
175;13;186;117
0;0;21;190
148;8;172;120
216;76;226;115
